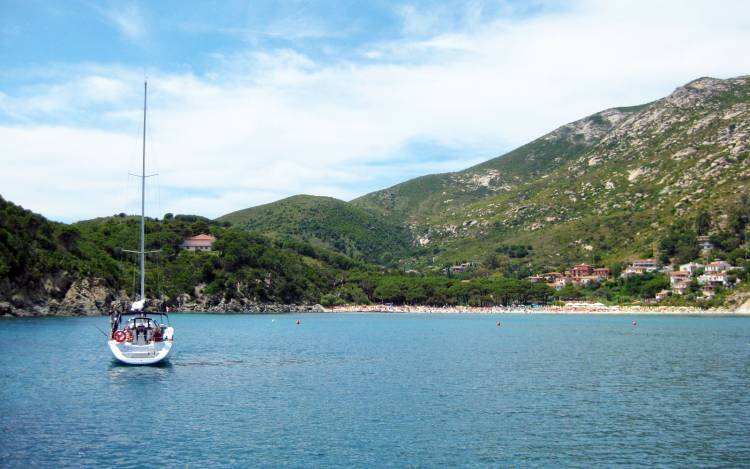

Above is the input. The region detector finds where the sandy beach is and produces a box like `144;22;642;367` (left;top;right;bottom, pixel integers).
326;303;749;315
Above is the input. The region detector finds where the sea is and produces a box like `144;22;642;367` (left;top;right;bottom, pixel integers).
1;313;748;468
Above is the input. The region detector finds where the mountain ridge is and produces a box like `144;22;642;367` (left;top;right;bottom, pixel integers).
347;74;749;270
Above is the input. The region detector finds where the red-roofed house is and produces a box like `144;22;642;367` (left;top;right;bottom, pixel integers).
592;268;610;281
669;271;690;285
180;234;217;252
570;263;594;278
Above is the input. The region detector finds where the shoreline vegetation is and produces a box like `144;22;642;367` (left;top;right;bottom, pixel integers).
324;303;749;315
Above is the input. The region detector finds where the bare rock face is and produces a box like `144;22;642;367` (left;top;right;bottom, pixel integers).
58;278;117;316
736;298;750;315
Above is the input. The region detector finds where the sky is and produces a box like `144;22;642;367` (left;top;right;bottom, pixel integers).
1;0;750;222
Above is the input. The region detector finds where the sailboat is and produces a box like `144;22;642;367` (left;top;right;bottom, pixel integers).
108;81;174;365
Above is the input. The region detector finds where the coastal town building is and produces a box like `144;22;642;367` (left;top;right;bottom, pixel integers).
698;272;730;287
543;272;564;282
527;265;610;289
655;289;671;301
554;276;573;289
447;262;476;275
672;281;691;295
180;233;217;252
679;262;703;275
592;268;610;279
669;271;690;285
621;259;659;278
621;265;647;278
570;263;593;278
630;259;659;271
704;260;731;273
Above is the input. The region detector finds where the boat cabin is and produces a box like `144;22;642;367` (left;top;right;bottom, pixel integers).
112;315;168;345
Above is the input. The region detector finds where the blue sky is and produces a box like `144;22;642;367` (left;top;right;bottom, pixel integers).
1;0;750;221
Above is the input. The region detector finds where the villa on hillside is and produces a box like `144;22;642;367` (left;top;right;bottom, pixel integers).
655;289;671;301
699;271;731;287
180;233;217;252
669;271;690;285
542;272;565;282
704;260;732;273
679;262;703;275
630;258;658;270
527;264;610;289
554;276;573;289
621;259;659;278
669;270;693;296
672;281;691;295
446;262;477;275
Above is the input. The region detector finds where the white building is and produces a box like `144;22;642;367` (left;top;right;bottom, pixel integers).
705;261;732;273
679;262;703;275
698;272;730;287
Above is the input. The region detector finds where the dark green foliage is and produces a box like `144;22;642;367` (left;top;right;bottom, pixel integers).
659;222;699;265
335;273;553;306
496;244;533;258
554;284;585;301
695;210;711;236
0;196;122;290
218;195;414;265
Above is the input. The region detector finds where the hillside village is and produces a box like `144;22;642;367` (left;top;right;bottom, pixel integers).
523;233;746;304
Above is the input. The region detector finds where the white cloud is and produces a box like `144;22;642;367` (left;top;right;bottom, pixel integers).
94;3;146;41
2;0;750;222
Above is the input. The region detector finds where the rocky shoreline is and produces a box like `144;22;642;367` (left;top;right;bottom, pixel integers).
0;276;327;318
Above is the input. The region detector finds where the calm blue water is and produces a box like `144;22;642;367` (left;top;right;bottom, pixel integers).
1;313;749;468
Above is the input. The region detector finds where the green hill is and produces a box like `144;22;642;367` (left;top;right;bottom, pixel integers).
2;195;552;314
217;195;413;265
354;76;750;273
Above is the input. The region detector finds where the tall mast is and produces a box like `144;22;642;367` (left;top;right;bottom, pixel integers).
140;81;147;301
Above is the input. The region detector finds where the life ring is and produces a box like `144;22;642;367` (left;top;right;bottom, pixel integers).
113;330;126;343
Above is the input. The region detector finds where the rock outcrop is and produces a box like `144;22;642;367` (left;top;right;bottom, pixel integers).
0;276;325;317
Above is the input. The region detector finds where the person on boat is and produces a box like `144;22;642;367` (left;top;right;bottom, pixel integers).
135;321;147;344
109;310;121;337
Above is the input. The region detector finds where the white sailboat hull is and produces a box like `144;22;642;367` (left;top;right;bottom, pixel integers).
108;327;174;365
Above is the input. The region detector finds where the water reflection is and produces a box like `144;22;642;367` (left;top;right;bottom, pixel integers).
107;360;174;383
